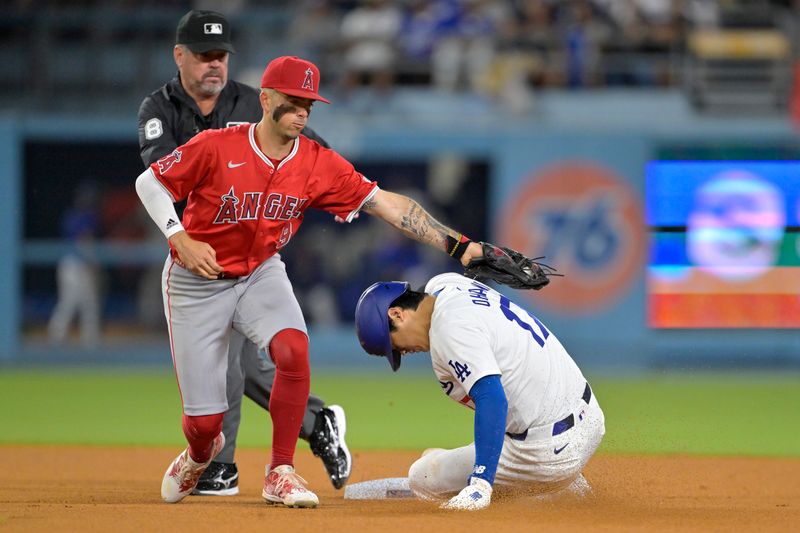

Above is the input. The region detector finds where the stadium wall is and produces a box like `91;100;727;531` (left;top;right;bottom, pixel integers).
2;91;799;371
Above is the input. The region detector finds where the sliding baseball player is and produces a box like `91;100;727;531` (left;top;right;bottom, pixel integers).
354;272;605;510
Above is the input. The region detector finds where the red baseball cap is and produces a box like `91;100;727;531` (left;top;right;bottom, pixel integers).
260;56;331;104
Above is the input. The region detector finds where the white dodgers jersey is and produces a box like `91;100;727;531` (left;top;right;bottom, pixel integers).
425;273;588;434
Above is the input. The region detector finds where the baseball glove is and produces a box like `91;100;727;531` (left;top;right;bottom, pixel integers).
464;242;558;290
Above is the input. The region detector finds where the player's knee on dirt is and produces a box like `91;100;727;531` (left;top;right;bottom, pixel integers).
268;329;309;376
408;452;449;501
409;446;478;501
182;413;224;462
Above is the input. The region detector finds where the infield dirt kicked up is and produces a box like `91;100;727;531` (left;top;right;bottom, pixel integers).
1;446;796;532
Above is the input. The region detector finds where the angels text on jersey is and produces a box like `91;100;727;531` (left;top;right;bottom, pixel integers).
214;187;307;224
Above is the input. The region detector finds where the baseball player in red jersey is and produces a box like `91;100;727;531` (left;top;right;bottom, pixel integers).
135;55;485;507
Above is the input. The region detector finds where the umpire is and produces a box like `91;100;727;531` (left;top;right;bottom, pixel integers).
137;9;351;494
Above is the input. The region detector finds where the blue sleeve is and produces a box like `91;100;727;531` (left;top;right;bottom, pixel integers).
468;374;507;485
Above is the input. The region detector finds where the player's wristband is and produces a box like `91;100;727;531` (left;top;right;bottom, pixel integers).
445;234;472;260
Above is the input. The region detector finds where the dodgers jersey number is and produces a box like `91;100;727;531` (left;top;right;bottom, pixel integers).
468;281;550;348
498;295;550;347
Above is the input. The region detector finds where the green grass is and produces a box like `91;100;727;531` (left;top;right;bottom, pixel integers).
0;369;798;456
594;375;800;456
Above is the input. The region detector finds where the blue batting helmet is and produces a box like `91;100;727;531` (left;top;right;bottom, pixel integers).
355;281;410;372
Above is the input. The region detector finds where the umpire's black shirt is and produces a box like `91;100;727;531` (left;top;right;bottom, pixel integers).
137;73;328;167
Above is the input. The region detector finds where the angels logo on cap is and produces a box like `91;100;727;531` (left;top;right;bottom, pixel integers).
302;68;314;91
261;56;331;104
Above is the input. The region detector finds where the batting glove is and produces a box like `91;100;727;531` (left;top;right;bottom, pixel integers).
440;477;492;511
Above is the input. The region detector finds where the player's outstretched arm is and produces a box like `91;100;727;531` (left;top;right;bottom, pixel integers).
361;189;482;266
441;374;506;511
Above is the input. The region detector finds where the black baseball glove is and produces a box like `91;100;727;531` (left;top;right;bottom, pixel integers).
464;242;558;290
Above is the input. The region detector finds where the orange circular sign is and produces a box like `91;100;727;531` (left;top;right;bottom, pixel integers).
500;162;646;314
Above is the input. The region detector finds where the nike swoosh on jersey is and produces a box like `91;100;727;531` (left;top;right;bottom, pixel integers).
554;443;569;454
227;161;246;168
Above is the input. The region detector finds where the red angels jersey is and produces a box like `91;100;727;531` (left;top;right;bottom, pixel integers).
150;123;377;277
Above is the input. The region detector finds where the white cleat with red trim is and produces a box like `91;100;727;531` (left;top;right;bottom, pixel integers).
161;432;225;503
262;464;319;508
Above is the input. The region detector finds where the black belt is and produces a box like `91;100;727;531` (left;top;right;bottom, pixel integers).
507;382;592;441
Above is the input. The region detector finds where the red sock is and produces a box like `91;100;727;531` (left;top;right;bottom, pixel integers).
268;328;310;468
182;413;224;463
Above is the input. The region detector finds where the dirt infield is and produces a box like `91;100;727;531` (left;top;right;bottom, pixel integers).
0;446;797;532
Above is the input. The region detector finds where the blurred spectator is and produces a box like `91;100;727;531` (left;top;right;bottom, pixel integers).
483;0;557;111
399;0;453;61
47;181;102;347
553;0;611;88
431;0;510;93
592;0;683;86
396;0;460;84
288;0;342;68
512;0;559;79
339;0;402;96
680;0;721;29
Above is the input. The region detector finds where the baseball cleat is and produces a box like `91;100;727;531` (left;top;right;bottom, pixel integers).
161;432;225;503
440;477;493;511
262;464;319;508
309;405;352;489
192;461;239;496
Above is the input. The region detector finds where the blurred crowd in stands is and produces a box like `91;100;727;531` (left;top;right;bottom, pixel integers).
3;0;797;112
11;0;799;339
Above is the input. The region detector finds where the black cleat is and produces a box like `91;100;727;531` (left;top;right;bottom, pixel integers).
192;461;239;496
309;405;352;489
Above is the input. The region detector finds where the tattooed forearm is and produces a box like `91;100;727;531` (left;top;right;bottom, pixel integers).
366;190;461;251
397;200;454;250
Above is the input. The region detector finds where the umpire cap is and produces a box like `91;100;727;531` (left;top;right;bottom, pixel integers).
176;10;236;54
355;281;409;372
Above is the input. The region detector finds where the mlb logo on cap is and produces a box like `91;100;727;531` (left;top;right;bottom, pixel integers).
261;56;331;104
204;23;223;35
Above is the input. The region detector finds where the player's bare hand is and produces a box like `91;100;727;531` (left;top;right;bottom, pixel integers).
440;477;492;511
169;231;223;280
460;241;484;267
